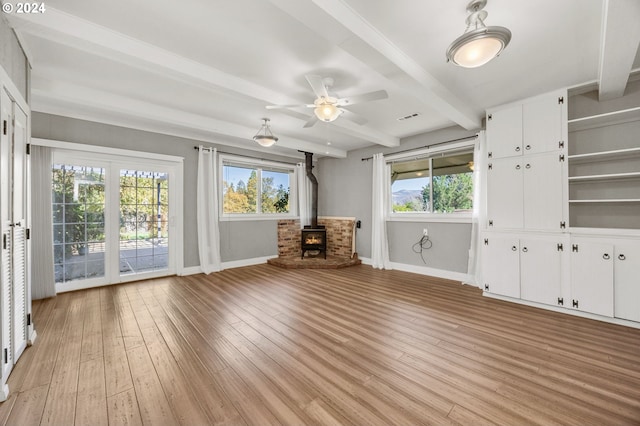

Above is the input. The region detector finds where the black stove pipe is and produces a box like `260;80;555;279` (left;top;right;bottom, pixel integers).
304;152;318;228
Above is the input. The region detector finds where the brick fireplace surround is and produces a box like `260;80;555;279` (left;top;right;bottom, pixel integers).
268;217;361;269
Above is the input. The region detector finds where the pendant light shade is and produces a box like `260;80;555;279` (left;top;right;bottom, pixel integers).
313;97;343;122
252;118;278;147
446;0;511;68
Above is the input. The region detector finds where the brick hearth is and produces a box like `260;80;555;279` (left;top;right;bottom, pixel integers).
269;217;361;269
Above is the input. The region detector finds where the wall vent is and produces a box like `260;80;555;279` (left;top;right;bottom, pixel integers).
397;112;420;121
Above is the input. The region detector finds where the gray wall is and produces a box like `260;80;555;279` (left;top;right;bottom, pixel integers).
0;14;29;102
317;126;476;273
32;112;293;268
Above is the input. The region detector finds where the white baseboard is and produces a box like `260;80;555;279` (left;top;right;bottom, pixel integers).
179;266;202;276
484;292;640;330
389;261;470;282
180;256;278;276
0;383;8;402
222;255;278;269
359;257;470;282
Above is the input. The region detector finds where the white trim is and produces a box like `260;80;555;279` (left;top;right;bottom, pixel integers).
179;266;202;276
179;255;278;275
0;63;29;112
385;140;475;162
0;384;8;402
484;292;640;330
220;215;298;222
389;261;471;282
318;216;356;221
388;214;472;224
32;138;184;163
222;255;277;270
360;256;372;265
568;227;640;238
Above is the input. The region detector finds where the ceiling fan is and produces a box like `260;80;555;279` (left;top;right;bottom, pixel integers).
266;75;388;128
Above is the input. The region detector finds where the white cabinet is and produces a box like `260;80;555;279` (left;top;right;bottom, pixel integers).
487;152;565;231
482;233;564;304
613;240;640;322
481;234;520;298
487;91;566;160
520;238;564;306
569;239;614;317
0;87;31;400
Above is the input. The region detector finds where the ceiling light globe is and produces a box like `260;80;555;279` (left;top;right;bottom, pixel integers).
447;26;511;68
254;136;277;147
314;102;341;122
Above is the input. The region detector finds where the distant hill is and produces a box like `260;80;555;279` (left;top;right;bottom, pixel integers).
392;189;422;205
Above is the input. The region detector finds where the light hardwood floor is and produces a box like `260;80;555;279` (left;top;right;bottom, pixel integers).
1;264;639;425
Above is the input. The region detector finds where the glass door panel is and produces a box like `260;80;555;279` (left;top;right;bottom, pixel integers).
119;169;169;276
52;164;106;283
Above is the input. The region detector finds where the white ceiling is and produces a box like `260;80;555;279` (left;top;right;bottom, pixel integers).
7;0;640;159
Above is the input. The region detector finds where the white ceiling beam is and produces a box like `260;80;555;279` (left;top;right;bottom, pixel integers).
309;0;481;130
598;0;640;101
8;7;398;147
31;78;348;158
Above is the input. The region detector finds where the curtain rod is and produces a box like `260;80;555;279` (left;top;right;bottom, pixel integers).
193;146;299;166
360;134;478;161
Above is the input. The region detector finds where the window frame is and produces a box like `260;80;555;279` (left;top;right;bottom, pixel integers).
387;140;475;223
219;154;297;221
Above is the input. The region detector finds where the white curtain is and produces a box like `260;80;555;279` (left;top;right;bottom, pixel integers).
466;131;486;287
371;153;391;269
197;146;222;274
296;162;312;228
31;145;56;299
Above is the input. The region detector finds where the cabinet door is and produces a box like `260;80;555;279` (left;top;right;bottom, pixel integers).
523;93;564;154
570;240;614;317
486;104;522;159
481;235;520;298
487;157;523;229
523;153;564;231
614;241;640;322
520;238;562;306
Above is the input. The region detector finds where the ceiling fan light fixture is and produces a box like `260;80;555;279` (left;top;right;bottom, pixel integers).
446;0;511;68
313;98;342;122
252;118;278;147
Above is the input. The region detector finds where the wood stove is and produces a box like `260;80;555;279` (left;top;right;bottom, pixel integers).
301;226;326;259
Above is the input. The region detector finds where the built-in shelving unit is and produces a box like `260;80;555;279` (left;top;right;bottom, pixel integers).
568;89;640;229
568;106;640;132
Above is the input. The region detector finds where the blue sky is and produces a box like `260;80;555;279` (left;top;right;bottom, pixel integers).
391;177;428;192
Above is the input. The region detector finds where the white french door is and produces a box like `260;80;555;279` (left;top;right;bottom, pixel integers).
52;150;181;292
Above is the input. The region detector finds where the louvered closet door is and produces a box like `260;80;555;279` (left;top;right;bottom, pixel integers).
11;105;27;361
0;89;13;376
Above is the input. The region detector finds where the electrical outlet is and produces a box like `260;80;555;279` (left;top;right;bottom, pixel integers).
423;228;428;237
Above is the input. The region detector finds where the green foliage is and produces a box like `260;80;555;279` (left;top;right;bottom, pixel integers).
425;172;473;213
223;169;289;214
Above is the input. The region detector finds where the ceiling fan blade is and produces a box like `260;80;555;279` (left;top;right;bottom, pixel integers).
303;115;319;128
265;104;314;110
339;108;368;125
305;75;329;99
336;90;388;106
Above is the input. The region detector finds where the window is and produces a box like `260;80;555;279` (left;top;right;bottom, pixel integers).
391;150;474;215
221;157;294;218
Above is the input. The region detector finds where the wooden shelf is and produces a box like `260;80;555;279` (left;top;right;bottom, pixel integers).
568;147;640;164
568;106;640;132
569;172;640;182
569;199;640;203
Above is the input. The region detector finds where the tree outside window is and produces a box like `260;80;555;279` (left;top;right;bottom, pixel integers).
222;164;291;215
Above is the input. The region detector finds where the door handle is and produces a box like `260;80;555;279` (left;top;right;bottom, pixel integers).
603;253;610;260
618;254;626;261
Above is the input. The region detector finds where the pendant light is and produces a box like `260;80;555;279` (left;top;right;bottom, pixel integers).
446;0;511;68
252;118;278;147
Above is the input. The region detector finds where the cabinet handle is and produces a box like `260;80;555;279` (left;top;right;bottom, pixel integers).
525;145;531;150
522;247;528;252
603;253;610;260
525;164;531;169
515;165;521;170
618;254;626;261
511;246;517;251
515;146;521;152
